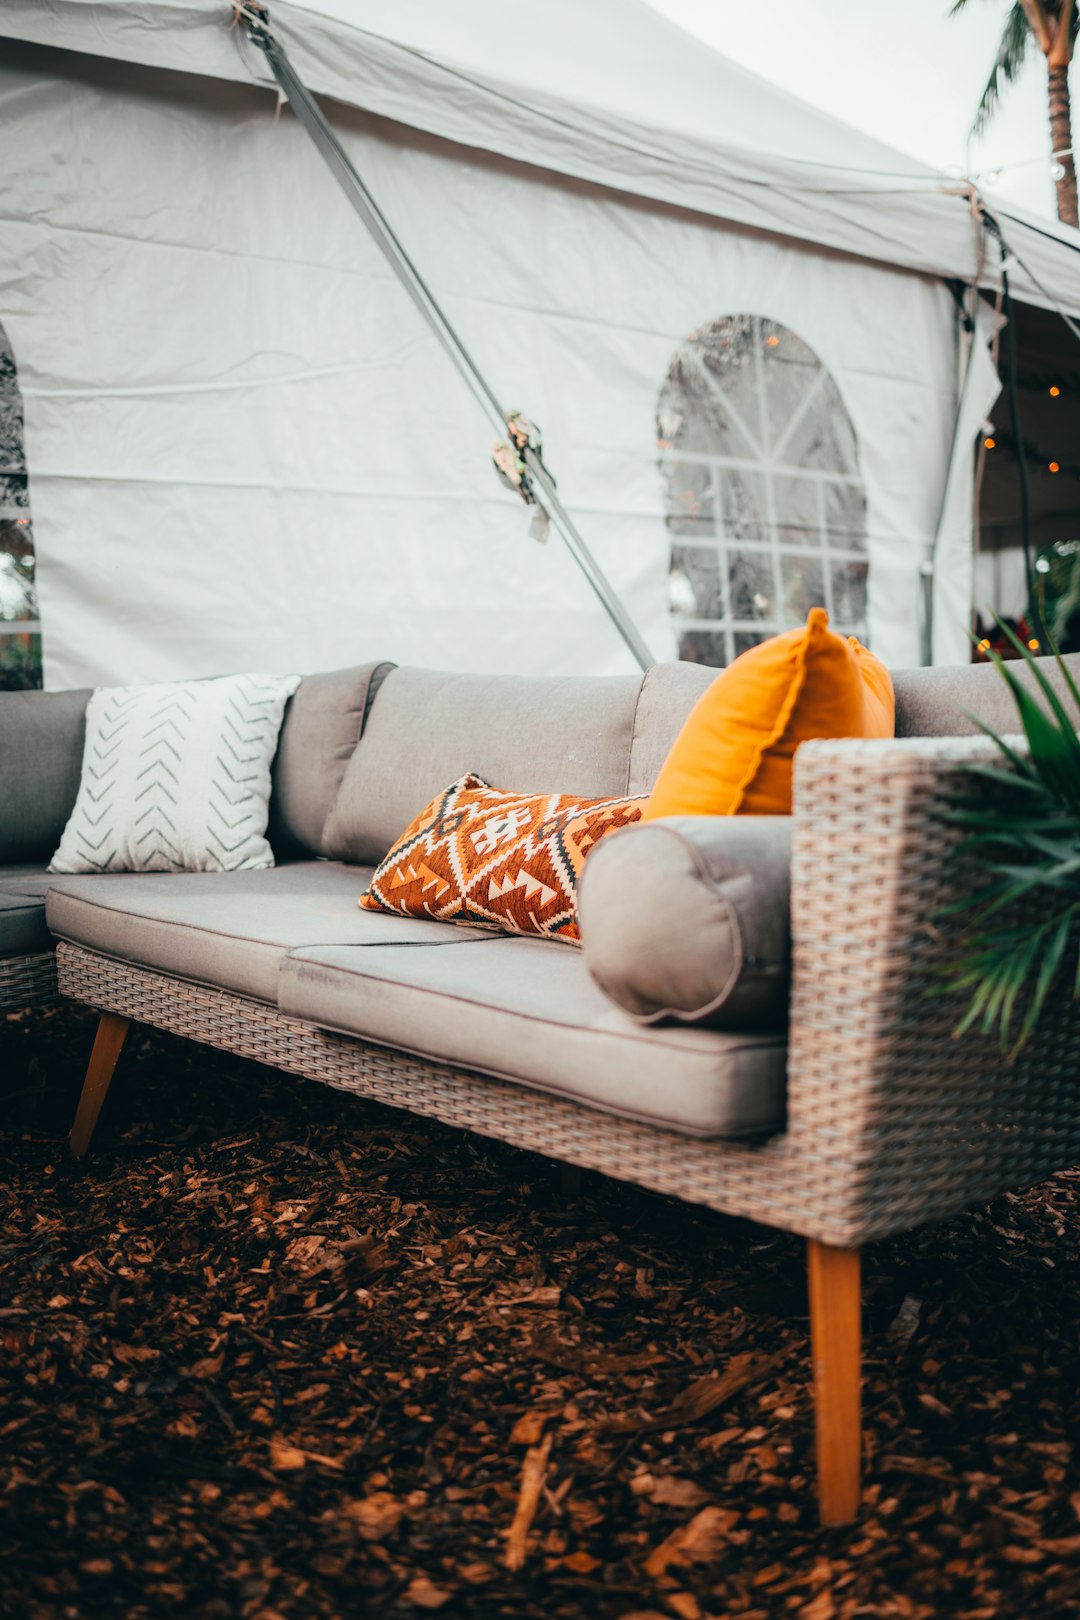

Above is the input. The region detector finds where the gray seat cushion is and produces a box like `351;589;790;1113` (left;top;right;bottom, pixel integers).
278;936;787;1138
0;864;61;901
45;862;495;1005
0;864;69;957
0;893;51;956
578;816;791;1029
321;666;645;865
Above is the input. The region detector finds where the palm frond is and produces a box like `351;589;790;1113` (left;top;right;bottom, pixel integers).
961;707;1037;775
938;619;1080;1052
964;2;1037;136
1019;909;1075;1044
993;619;1080;780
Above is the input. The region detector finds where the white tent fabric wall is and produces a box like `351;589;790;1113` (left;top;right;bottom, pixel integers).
0;37;971;687
930;306;1003;665
974;547;1031;620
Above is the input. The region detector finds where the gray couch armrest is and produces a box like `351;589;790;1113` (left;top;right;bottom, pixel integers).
0;688;90;864
787;734;1080;1241
577;815;791;1029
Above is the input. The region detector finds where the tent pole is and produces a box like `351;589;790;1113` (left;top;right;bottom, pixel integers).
242;6;654;672
922;293;981;666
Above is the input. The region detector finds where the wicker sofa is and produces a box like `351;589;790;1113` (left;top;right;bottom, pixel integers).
4;652;1080;1527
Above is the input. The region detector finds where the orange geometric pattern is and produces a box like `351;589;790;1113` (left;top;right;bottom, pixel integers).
360;773;646;943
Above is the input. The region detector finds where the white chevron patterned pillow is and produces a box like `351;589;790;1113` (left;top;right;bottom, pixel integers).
49;673;301;874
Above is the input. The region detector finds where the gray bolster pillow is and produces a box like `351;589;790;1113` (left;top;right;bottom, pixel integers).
577;815;791;1029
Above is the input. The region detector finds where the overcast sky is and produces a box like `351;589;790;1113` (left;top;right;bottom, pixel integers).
647;0;1067;219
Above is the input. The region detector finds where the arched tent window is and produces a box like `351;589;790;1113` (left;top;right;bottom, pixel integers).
0;323;41;689
659;314;867;667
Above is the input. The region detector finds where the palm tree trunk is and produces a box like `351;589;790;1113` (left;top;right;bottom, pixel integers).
1048;59;1079;226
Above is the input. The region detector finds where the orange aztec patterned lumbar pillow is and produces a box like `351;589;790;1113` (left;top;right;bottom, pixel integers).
359;774;646;943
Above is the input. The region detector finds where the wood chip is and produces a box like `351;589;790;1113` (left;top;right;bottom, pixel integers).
8;1003;1080;1616
643;1506;740;1576
509;1409;549;1446
666;1592;703;1619
344;1492;405;1542
606;1352;785;1435
798;1591;836;1620
504;1431;553;1572
403;1575;453;1609
268;1436;308;1471
269;1435;342;1472
639;1475;711;1509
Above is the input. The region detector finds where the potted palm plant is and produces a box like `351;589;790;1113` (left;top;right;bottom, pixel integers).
944;623;1080;1053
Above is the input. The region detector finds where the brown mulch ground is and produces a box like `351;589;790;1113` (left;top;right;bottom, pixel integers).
4;1007;1080;1618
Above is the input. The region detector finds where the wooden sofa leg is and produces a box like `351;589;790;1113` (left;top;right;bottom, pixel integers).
68;1012;131;1158
807;1239;862;1527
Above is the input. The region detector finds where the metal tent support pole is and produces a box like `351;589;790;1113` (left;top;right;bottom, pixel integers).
1000;262;1047;650
921;292;981;666
242;6;654;672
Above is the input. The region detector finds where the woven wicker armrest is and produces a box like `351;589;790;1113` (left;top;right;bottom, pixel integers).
785;735;1080;1240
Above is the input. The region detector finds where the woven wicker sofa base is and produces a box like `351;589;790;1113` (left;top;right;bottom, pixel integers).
1;951;59;1011
53;940;851;1233
54;935;1080;1249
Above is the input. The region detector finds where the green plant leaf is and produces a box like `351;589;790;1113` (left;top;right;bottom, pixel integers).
999;929;1043;1045
962;709;1035;776
994;618;1080;771
1017;911;1074;1048
954;763;1047;793
998;677;1080;805
940;624;1080;1052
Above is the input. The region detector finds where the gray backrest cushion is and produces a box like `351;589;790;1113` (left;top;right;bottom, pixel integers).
893;651;1080;738
633;652;1080;753
627;660;717;795
322;666;645;864
578;814;792;1030
0;688;90;863
268;661;395;859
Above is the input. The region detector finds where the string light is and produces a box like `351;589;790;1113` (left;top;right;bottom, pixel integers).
977;637;992;652
1028;638;1041;650
971;146;1074;185
984;436;996;449
766;335;780;348
971;430;1080;480
1050;386;1061;396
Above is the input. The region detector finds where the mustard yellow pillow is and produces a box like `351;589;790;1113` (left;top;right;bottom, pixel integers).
645;608;894;820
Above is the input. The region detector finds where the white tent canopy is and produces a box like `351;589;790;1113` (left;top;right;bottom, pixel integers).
1;0;1070;686
11;0;1080;309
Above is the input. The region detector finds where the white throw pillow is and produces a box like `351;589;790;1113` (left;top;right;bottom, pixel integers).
50;673;301;875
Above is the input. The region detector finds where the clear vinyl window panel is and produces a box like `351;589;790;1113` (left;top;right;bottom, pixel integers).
659;314;868;668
